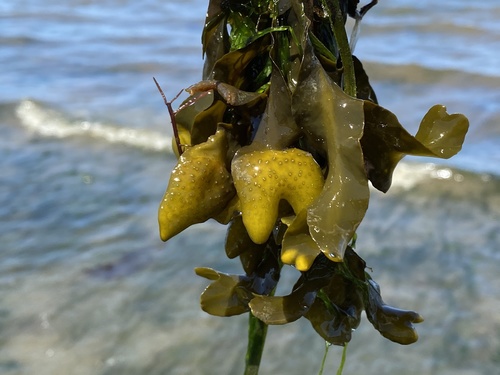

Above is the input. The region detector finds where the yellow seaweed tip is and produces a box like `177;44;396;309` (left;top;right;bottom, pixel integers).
281;210;321;271
281;243;318;271
231;148;324;244
158;129;235;241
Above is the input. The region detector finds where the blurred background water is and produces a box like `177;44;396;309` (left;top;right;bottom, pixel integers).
1;1;499;374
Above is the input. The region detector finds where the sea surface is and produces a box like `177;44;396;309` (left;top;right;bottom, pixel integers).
1;1;499;374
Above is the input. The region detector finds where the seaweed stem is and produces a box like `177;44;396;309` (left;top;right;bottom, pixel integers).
153;77;183;156
359;0;378;18
336;343;348;375
322;0;357;97
244;312;268;375
318;341;331;375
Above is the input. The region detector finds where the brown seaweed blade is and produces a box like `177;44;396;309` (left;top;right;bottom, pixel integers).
293;43;368;262
362;101;469;192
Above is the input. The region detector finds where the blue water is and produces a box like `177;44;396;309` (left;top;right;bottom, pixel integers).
1;1;499;374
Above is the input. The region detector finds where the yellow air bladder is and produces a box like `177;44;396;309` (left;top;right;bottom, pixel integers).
231;148;324;244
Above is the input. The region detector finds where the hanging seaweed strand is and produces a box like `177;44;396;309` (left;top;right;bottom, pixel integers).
157;0;469;374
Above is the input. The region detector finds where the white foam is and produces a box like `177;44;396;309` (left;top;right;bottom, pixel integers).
388;162;465;190
16;100;172;152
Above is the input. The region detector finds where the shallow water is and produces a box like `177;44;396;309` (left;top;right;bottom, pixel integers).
1;1;499;374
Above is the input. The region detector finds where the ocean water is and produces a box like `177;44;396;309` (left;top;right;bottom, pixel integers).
1;1;499;374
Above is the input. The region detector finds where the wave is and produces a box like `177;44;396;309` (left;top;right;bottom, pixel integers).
14;100;173;153
360;61;500;87
389;162;489;190
376;163;500;228
361;18;500;37
8;100;498;184
0;35;41;45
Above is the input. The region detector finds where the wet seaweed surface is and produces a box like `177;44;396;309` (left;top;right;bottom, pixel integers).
158;0;468;353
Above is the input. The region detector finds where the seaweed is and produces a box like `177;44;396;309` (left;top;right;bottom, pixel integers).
156;0;468;373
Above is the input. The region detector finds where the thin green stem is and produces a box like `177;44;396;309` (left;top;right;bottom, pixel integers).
318;341;331;375
336;343;349;375
322;0;357;97
244;312;268;375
